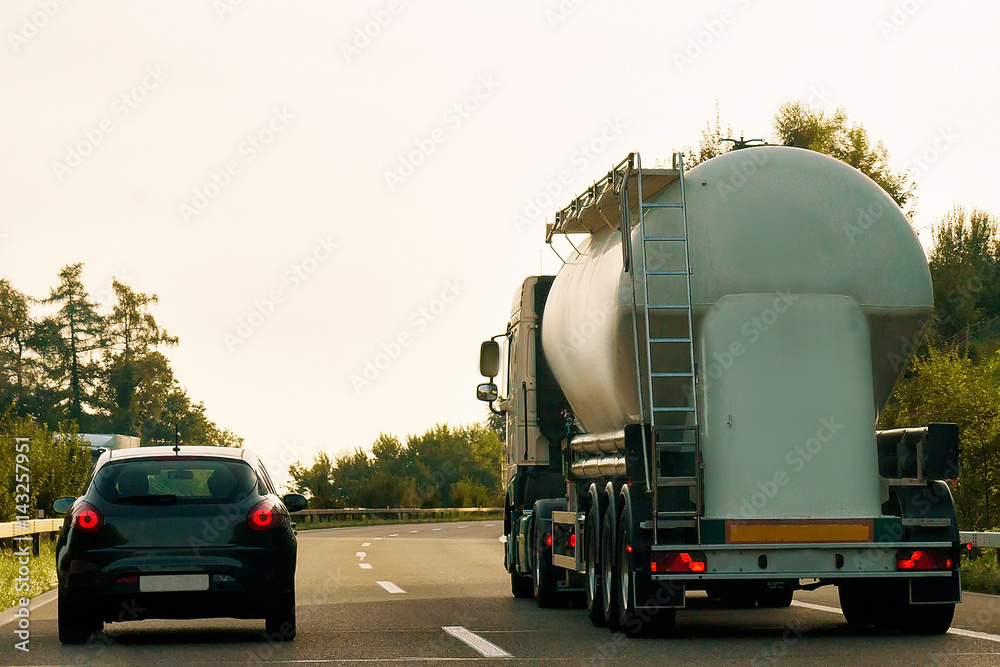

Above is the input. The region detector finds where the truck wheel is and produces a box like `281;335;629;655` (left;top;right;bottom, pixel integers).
532;526;558;608
585;508;606;626
58;589;100;645
616;503;673;637
904;603;956;635
601;509;620;630
511;570;534;598
838;583;876;626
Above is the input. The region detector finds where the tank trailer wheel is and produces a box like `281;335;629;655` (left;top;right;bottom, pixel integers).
616;504;673;637
601;509;620;630
838;583;876;626
585;508;606;626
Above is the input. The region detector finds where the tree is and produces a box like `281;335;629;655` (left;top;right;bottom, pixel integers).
774;101;915;214
686;100;733;167
879;344;1000;530
288;451;339;508
926;206;1000;341
0;280;33;413
45;264;104;427
101;280;178;434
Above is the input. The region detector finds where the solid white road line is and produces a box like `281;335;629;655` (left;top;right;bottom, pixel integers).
377;581;406;594
442;626;512;658
0;589;56;628
791;600;1000;643
359;563;373;569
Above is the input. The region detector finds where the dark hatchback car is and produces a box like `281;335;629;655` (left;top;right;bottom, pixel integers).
52;445;307;644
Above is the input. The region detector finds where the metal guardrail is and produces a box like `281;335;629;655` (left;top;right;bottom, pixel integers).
0;519;62;539
961;531;1000;549
291;507;502;521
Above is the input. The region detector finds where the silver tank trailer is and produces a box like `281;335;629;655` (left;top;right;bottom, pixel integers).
542;146;933;520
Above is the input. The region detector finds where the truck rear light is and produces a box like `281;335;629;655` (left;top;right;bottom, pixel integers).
116;575;139;584
568;533;576;549
72;502;103;533
896;549;952;570
651;550;706;573
545;533;552;548
247;500;284;531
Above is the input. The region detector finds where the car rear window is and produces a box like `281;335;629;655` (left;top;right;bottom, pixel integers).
94;458;257;504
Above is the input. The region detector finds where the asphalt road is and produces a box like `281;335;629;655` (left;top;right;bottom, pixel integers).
2;520;1000;665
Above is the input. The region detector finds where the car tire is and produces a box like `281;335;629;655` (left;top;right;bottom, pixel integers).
265;586;296;641
58;589;99;645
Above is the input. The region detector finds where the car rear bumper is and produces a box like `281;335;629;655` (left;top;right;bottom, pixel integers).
58;546;294;622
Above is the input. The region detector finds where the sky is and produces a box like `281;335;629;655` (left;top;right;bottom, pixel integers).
2;0;998;488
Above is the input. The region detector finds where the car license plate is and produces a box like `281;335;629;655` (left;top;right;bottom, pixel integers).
139;574;210;592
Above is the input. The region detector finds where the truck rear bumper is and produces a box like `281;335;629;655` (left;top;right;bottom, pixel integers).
648;541;958;581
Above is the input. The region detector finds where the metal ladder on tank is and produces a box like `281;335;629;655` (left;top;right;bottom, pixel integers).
633;152;702;546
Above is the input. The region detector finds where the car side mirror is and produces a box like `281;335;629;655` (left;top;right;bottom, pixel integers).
480;340;500;378
283;493;307;513
477;382;499;403
52;497;76;514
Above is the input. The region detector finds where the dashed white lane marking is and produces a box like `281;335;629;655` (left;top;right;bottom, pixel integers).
373;537;384;540
359;563;373;570
389;533;399;537
432;528;442;531
409;530;418;533
458;525;468;529
356;552;366;560
442;626;512;658
361;542;371;547
791;601;1000;643
377;580;406;594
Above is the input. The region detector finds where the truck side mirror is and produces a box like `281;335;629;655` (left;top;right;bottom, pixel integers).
477;383;499;403
480;340;500;378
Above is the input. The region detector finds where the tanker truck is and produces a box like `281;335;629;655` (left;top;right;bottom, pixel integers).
476;146;962;637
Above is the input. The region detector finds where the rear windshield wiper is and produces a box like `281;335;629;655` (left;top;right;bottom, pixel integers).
118;494;178;505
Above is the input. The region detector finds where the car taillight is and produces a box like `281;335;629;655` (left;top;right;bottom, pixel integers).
247;500;284;531
651;551;707;573
72;502;103;533
896;549;952;570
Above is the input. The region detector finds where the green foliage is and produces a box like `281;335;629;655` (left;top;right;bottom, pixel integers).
880;345;1000;530
773;101;915;214
1;537;58;609
0;417;92;521
288;423;504;509
927;206;1000;341
960;550;1000;595
686;101;733;167
0;265;239;448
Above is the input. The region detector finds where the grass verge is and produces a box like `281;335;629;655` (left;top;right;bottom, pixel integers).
1;536;58;610
961;551;1000;595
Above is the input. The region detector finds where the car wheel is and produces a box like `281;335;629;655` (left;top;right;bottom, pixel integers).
265;586;296;641
58;589;100;645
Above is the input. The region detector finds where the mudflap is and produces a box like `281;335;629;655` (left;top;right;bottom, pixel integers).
634;571;686;610
910;572;962;604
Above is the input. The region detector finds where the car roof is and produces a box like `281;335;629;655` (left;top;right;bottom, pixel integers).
100;446;258;466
